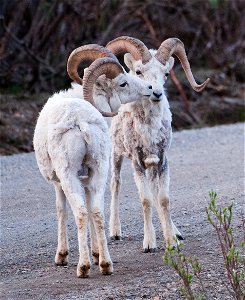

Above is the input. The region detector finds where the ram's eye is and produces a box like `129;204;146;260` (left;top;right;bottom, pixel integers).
136;70;142;75
120;82;127;87
165;73;169;77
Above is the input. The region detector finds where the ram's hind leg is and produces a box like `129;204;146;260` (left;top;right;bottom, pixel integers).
50;127;90;277
59;175;90;278
53;181;69;266
172;220;184;241
110;153;123;240
133;160;156;253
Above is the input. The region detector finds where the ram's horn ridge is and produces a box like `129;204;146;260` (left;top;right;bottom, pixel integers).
106;36;151;64
83;57;124;117
67;44;118;85
156;38;209;92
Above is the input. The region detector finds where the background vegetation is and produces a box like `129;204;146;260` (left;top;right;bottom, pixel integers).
164;192;245;299
0;0;244;154
1;0;244;91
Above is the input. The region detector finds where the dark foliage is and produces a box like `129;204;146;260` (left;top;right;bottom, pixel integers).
0;0;244;93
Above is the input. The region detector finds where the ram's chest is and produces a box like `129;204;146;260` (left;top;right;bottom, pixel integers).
122;116;171;160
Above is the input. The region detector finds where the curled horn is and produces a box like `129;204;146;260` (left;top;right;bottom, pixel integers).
155;38;210;92
83;57;124;117
67;44;118;85
106;36;151;64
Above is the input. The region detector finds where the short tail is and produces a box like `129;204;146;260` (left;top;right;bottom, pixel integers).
78;121;91;144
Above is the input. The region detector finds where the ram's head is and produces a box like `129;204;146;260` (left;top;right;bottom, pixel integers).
106;36;210;102
67;44;153;116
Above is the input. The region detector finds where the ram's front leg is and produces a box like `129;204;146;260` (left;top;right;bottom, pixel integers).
133;160;156;253
109;153;123;240
156;162;183;248
86;188;99;265
90;171;113;275
91;206;113;275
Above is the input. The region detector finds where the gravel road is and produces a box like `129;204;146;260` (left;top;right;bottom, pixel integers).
1;123;244;300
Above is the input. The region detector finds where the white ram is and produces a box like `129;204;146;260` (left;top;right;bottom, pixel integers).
106;36;209;251
33;44;153;277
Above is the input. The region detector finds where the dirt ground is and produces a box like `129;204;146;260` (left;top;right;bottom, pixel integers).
1;123;244;299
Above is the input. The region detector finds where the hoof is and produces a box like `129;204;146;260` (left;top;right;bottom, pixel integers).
176;234;184;241
92;252;99;265
143;247;156;253
55;250;68;266
77;263;90;278
110;235;122;241
100;260;113;275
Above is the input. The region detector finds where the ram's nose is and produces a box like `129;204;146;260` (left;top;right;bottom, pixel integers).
153;91;162;99
151;90;163;102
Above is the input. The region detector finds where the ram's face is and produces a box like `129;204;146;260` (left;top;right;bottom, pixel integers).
92;72;153;107
124;52;174;102
111;72;153;105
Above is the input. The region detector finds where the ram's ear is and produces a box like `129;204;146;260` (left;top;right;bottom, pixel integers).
95;74;108;87
124;53;135;70
167;56;175;71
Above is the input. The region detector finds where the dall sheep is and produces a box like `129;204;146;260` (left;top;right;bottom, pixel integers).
33;44;153;277
106;36;209;251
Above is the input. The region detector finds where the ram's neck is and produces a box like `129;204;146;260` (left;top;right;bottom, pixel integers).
120;95;172;124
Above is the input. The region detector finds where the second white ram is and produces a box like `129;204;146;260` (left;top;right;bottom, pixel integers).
107;36;209;251
33;44;153;277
